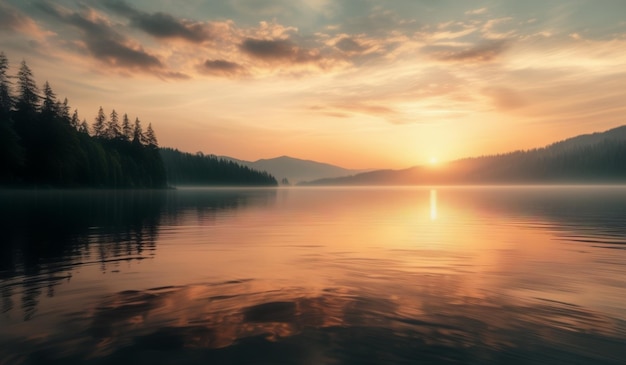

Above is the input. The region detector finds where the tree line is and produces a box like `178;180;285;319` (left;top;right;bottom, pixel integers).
453;138;626;183
0;52;277;188
0;52;166;187
160;148;278;186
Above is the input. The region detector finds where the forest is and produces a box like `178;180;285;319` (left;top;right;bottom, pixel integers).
0;52;276;188
160;148;277;186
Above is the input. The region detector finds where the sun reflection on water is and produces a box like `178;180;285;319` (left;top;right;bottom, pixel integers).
430;189;437;221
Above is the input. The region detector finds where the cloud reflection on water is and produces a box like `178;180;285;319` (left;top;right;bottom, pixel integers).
4;274;625;364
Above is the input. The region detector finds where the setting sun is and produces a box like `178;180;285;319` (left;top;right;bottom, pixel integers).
429;157;439;165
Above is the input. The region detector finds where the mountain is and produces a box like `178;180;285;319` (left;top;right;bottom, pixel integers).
220;155;367;183
547;125;626;153
302;125;626;185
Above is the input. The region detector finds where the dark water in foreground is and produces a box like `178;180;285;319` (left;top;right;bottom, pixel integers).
1;186;625;364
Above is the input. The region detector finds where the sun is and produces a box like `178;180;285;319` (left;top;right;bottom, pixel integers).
429;157;438;165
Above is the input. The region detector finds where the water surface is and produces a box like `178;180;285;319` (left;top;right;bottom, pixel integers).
1;186;625;364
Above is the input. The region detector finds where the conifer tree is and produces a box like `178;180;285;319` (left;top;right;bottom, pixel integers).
59;98;70;123
0;52;22;181
70;109;80;129
15;60;39;113
133;117;144;144
145;123;158;147
79;119;90;134
93;106;106;137
41;81;58;117
106;109;121;139
0;52;12;119
122;113;132;141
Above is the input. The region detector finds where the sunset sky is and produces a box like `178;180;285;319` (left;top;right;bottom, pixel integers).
1;0;625;169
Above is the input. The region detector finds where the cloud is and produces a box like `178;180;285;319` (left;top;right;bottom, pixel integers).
37;2;164;73
0;2;53;39
103;0;211;43
310;101;407;123
158;71;191;80
230;0;291;16
433;40;509;63
337;102;396;116
335;37;368;53
239;37;326;66
465;8;488;15
240;38;296;60
0;3;33;32
341;8;417;36
198;59;247;77
481;17;514;39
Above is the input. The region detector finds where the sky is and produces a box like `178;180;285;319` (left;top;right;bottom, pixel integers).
1;0;625;169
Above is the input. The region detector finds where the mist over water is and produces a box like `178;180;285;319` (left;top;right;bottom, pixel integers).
1;187;626;364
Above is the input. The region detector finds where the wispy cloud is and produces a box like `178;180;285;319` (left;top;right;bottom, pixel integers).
37;1;164;73
466;7;488;16
103;0;212;43
0;2;53;40
430;40;510;63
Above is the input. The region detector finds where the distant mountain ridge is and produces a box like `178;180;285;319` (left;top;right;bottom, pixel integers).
219;155;368;183
302;125;626;185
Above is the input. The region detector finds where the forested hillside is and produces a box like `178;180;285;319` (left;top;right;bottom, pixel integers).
160;148;278;186
0;53;166;188
0;52;277;188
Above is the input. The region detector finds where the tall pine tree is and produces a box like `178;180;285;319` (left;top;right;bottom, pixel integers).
0;52;23;182
15;60;39;114
145;123;158;148
122;113;132;141
58;98;71;123
133;117;144;145
93;106;106;137
70;109;80;129
0;52;12;119
106;109;121;139
41;81;58;118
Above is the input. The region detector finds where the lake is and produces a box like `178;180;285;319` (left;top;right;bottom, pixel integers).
1;186;625;364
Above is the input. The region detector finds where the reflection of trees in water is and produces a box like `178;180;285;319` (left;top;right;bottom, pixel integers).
161;188;277;226
0;188;277;320
0;190;163;320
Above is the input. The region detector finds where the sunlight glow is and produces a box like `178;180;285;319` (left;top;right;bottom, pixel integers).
430;189;437;221
429;157;438;165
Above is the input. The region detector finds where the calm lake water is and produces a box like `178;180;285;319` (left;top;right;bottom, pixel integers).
1;186;625;364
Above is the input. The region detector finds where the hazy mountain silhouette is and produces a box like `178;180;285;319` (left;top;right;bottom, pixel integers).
302;125;626;185
219;155;369;183
547;125;626;152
